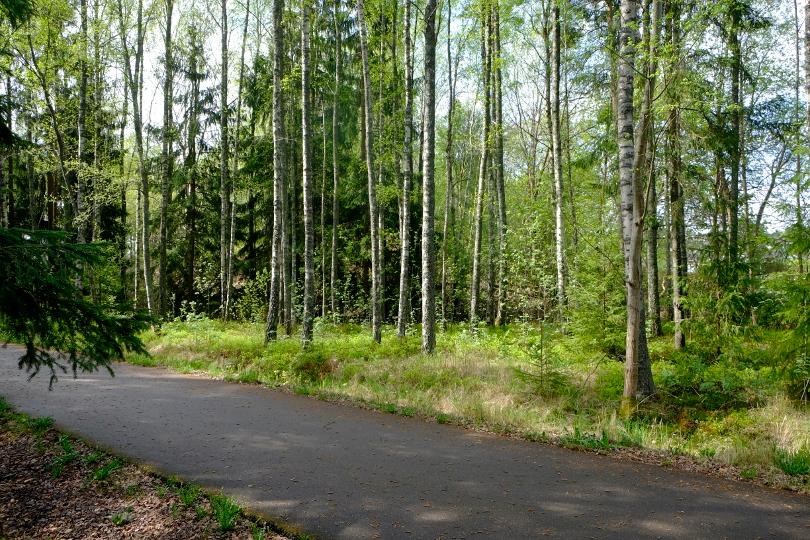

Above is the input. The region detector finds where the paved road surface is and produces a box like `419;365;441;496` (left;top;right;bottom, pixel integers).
1;346;808;539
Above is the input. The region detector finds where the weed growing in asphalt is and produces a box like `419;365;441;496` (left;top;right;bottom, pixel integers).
210;493;241;531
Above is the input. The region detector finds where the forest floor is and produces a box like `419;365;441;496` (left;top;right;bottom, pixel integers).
1;346;809;539
0;396;289;540
130;319;810;494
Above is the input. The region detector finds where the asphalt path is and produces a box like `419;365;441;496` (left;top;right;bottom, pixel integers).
1;346;808;539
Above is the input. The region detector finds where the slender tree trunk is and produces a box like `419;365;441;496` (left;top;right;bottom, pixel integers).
117;0;154;315
119;90;128;297
728;5;741;271
667;0;686;350
397;0;414;338
470;5;491;328
421;0;438;353
795;0;805;273
77;0;88;243
226;0;251;320
220;0;231;319
646;163;662;337
357;0;382;343
493;0;507;326
159;0;174;317
183;31;201;309
551;0;566;322
441;0;455;326
265;0;285;342
330;0;341;320
301;1;315;345
321;102;327;318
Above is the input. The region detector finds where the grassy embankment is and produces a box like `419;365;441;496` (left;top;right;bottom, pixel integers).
130;318;810;491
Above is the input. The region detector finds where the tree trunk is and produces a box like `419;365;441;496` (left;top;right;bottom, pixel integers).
617;0;644;416
330;0;341;320
77;0;88;243
421;0;438;353
357;0;382;343
470;5;491;328
159;0;174;317
226;0;252;320
116;0;154;315
441;0;455;326
265;0;285;343
667;0;686;350
301;1;315;345
728;4;741;271
551;1;566;322
397;0;414;338
493;0;507;326
220;0;231;319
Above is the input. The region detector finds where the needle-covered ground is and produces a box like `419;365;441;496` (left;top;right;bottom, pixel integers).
131;318;810;493
0;397;288;540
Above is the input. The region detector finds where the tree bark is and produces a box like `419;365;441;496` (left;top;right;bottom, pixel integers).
77;0;88;243
617;0;644;416
470;4;491;328
220;0;231;319
493;0;507;326
441;0;455;326
159;0;174;317
330;0;341;320
667;0;686;350
265;0;285;342
301;1;315;345
421;0;438;353
116;0;154;315
397;0;414;338
551;0;566;322
357;0;382;343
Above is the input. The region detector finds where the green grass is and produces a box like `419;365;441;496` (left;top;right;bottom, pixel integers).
210;493;241;532
132;319;810;489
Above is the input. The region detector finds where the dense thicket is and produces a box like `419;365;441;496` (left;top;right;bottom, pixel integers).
0;0;807;409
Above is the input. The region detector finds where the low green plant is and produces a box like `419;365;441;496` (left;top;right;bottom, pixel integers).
176;483;201;507
774;447;810;476
210;494;241;532
109;507;133;526
741;466;758;479
560;428;611;451
82;451;103;465
436;413;451;424
48;435;79;477
27;416;54;436
91;458;123;482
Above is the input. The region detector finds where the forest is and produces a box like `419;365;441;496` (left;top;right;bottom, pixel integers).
1;0;809;491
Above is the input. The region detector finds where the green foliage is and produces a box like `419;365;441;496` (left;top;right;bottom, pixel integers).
175;483;202;507
91;458;123;483
48;435;80;477
560;428;611;451
511;323;573;398
109;507;133;526
774;447;810;476
0;229;150;386
210;494;241;532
